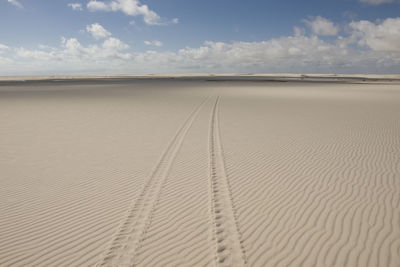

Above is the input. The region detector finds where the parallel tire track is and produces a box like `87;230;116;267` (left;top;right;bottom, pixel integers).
209;96;247;266
97;97;210;267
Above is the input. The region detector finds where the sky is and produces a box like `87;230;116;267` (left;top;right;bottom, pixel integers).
0;0;399;75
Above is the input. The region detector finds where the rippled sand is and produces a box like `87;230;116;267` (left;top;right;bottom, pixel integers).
1;77;399;266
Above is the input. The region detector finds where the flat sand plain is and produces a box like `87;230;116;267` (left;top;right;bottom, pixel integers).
0;76;399;267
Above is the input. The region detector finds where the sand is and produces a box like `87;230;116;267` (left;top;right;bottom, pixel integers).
0;77;399;267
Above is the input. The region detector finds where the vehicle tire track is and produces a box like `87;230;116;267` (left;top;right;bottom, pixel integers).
208;96;247;267
97;97;210;267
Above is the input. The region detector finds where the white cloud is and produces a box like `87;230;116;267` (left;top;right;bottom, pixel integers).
7;0;22;8
0;56;13;64
58;36;132;61
11;37;131;64
0;43;10;50
172;18;179;24
38;44;54;50
144;40;163;47
87;0;108;11
87;0;176;25
86;23;111;39
359;0;395;5
350;17;400;51
17;48;60;60
293;26;305;37
0;38;131;75
68;3;83;11
133;37;400;74
62;37;131;61
129;20;135;25
304;16;339;36
103;37;129;50
1;17;400;75
174;37;343;67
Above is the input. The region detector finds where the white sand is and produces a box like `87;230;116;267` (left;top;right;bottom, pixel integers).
0;78;399;266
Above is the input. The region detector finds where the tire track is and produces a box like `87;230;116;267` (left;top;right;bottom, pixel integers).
209;96;247;267
97;97;210;267
132;98;214;267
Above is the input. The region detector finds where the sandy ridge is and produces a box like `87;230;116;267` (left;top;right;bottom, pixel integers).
97;97;210;266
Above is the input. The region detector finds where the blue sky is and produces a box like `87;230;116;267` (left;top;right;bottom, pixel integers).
0;0;399;75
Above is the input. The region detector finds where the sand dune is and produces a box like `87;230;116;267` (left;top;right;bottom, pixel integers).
0;78;399;266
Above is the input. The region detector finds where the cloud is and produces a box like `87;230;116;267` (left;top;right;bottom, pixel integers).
293;26;306;37
304;16;339;36
102;37;130;51
68;3;83;11
0;44;9;56
132;37;399;74
0;43;10;50
359;0;395;5
0;56;13;64
17;48;60;61
87;0;176;25
1;17;400;75
7;0;22;8
87;0;108;11
60;36;132;60
86;23;112;39
144;40;163;47
12;36;131;63
350;17;400;51
173;37;344;69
